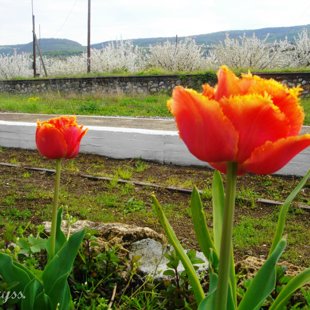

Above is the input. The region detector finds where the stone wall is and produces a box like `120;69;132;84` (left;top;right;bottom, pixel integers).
0;72;309;97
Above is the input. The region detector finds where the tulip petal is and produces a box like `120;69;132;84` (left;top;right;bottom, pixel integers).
62;126;88;158
215;66;242;100
36;125;67;159
245;75;304;135
221;94;290;163
202;84;215;99
241;135;310;174
168;86;238;163
215;66;252;100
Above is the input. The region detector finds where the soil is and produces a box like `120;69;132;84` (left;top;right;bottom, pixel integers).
0;147;309;267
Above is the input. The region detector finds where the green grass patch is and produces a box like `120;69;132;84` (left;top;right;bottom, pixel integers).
302;97;310;125
0;93;171;117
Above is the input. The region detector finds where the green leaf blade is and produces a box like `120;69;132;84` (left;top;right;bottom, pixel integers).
190;186;217;263
270;268;310;310
152;195;205;303
42;229;85;309
238;238;287;310
269;169;310;255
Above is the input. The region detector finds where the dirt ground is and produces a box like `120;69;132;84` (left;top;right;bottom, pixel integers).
0;147;309;267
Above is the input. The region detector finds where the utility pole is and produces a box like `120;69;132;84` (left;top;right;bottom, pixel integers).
87;0;91;73
31;0;37;77
35;34;48;77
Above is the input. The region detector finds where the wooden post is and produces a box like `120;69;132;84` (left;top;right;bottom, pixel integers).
87;0;91;73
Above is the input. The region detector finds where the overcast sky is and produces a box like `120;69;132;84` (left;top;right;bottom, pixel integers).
1;0;309;46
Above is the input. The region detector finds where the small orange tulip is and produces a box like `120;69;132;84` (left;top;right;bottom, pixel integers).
36;116;88;159
168;66;310;174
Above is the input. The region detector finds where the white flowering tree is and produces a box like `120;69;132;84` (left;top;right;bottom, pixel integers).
0;52;33;79
208;34;293;70
43;54;86;76
90;41;145;73
290;29;310;67
0;31;309;80
147;38;207;72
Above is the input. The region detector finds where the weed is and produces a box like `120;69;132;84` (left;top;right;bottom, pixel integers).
65;160;79;173
22;171;31;178
124;198;145;214
96;193;119;208
134;160;150;173
234;215;273;250
120;183;135;196
117;167;133;180
1;208;32;220
2;195;16;206
9;158;18;165
108;175;119;189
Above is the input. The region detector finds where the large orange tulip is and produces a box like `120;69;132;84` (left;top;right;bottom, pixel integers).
168;66;310;174
36;116;88;159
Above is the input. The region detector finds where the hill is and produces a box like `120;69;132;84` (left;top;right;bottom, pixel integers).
92;24;310;48
1;24;309;56
0;38;84;56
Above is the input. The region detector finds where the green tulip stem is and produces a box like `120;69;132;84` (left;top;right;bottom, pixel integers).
50;158;62;259
215;162;238;310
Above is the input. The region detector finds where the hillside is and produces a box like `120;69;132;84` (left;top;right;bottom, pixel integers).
0;38;84;56
1;24;309;56
92;24;310;48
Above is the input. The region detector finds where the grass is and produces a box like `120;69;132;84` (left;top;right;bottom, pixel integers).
0;92;309;125
0;147;309;267
0;93;171;117
302;97;310;124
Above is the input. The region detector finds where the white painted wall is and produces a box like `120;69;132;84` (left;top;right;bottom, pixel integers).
0;120;309;177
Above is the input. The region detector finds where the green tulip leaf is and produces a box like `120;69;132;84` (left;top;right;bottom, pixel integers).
208;271;218;294
0;253;34;292
21;278;49;310
33;291;52;310
45;274;72;310
152;195;205;303
198;274;235;310
269;169;310;255
42;229;85;309
269;267;310;309
190;186;217;263
198;293;215;310
238;238;287;310
47;208;67;260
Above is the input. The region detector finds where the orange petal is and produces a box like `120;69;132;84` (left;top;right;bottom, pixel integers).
169;86;238;163
49;116;78;131
36;125;67;159
241;135;310;174
245;75;304;135
202;84;215;99
215;66;243;100
220;94;290;163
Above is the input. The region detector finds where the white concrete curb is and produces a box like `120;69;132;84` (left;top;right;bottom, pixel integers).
0;120;309;176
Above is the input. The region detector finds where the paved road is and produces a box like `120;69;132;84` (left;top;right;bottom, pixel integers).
0;112;177;131
0;112;309;134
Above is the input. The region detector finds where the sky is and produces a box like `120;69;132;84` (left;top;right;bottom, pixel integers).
1;0;310;46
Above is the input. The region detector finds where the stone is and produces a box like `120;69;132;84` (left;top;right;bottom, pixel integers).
129;238;209;280
43;220;165;244
43;220;208;280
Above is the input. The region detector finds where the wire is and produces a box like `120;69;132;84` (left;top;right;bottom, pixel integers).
53;0;80;37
